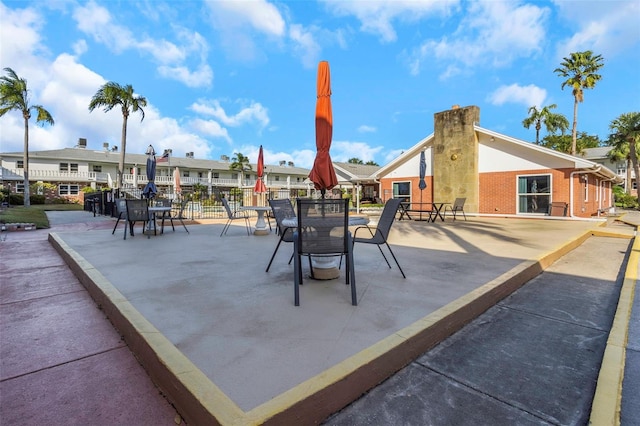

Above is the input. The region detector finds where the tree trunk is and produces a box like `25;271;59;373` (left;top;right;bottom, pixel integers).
23;116;30;207
117;115;128;190
626;158;632;195
629;139;640;202
571;97;578;156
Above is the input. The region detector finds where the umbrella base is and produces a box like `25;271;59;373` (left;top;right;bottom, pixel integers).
310;256;341;280
254;229;270;236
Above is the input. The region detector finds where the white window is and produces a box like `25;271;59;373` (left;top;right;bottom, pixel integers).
59;184;79;195
16;160;24;168
213;173;219;179
59;163;78;172
16;184;24;193
92;165;102;172
392;181;411;203
517;174;551;214
583;175;589;202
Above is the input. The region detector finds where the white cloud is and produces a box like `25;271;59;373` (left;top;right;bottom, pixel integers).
0;3;50;83
204;0;286;62
72;1;212;88
190;100;269;129
406;0;548;77
323;0;457;43
189;118;232;143
553;0;640;58
206;0;286;37
289;24;322;69
357;125;377;133
487;84;547;108
329;141;384;164
158;64;213;88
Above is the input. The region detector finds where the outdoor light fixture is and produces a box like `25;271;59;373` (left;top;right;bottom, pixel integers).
146;144;155;155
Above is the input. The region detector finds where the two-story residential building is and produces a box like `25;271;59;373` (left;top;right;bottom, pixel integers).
0;140;313;203
582;146;635;196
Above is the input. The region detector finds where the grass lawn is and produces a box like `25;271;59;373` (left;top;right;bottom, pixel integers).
0;204;83;229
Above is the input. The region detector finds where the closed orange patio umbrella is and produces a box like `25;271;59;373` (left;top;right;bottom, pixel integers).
308;61;338;198
254;145;267;194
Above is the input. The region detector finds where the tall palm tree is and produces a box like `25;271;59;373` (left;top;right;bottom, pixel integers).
0;68;54;207
229;152;252;176
554;50;604;155
522;104;569;144
608;112;640;196
88;82;147;190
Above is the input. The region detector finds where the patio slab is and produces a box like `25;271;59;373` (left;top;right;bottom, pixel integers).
47;216;613;424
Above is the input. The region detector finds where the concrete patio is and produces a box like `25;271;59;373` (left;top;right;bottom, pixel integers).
31;212;633;424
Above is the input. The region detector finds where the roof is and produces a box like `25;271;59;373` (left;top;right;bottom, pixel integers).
333;162;381;181
581;147;612;160
374;127;622;183
1;148;310;175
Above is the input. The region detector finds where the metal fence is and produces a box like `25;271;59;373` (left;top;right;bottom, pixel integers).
86;186;330;220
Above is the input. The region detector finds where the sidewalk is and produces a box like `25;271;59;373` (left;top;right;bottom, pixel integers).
0;212;184;425
1;209;638;425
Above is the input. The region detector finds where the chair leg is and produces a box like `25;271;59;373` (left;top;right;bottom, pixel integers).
180;218;189;233
112;215;121;235
347;246;357;306
376;244;392;269
220;219;231;236
384;242;406;278
265;236;285;272
293;240;301;306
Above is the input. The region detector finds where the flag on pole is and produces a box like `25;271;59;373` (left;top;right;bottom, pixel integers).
156;151;170;163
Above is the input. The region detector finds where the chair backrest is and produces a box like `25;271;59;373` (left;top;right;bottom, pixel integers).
125;199;149;222
114;198;127;217
375;198;402;239
296;198;349;256
221;197;234;219
175;198;189;219
156;199;172;207
453;198;466;210
269;199;296;234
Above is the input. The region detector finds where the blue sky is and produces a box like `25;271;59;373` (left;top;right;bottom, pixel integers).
1;0;639;169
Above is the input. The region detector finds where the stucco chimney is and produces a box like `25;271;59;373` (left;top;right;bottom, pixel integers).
433;105;480;212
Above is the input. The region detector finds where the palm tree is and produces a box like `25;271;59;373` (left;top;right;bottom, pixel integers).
0;68;54;207
608;112;640;196
554;50;604;155
88;82;147;190
229;152;252;191
522;104;569;144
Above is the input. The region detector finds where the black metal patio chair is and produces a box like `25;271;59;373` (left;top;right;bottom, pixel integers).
265;199;296;272
293;198;356;306
444;197;467;221
112;198;128;236
220;197;250;236
124;199;151;239
352;198;406;278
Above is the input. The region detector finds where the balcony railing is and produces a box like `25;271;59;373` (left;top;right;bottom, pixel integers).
10;168;310;189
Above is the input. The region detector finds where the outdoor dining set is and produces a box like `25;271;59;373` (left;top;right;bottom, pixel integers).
112;198;189;240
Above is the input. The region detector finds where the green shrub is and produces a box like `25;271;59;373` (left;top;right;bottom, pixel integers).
30;195;45;205
613;186;639;208
9;194;24;205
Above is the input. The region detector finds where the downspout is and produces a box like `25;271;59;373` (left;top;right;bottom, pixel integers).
569;166;601;218
599;176;618;216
